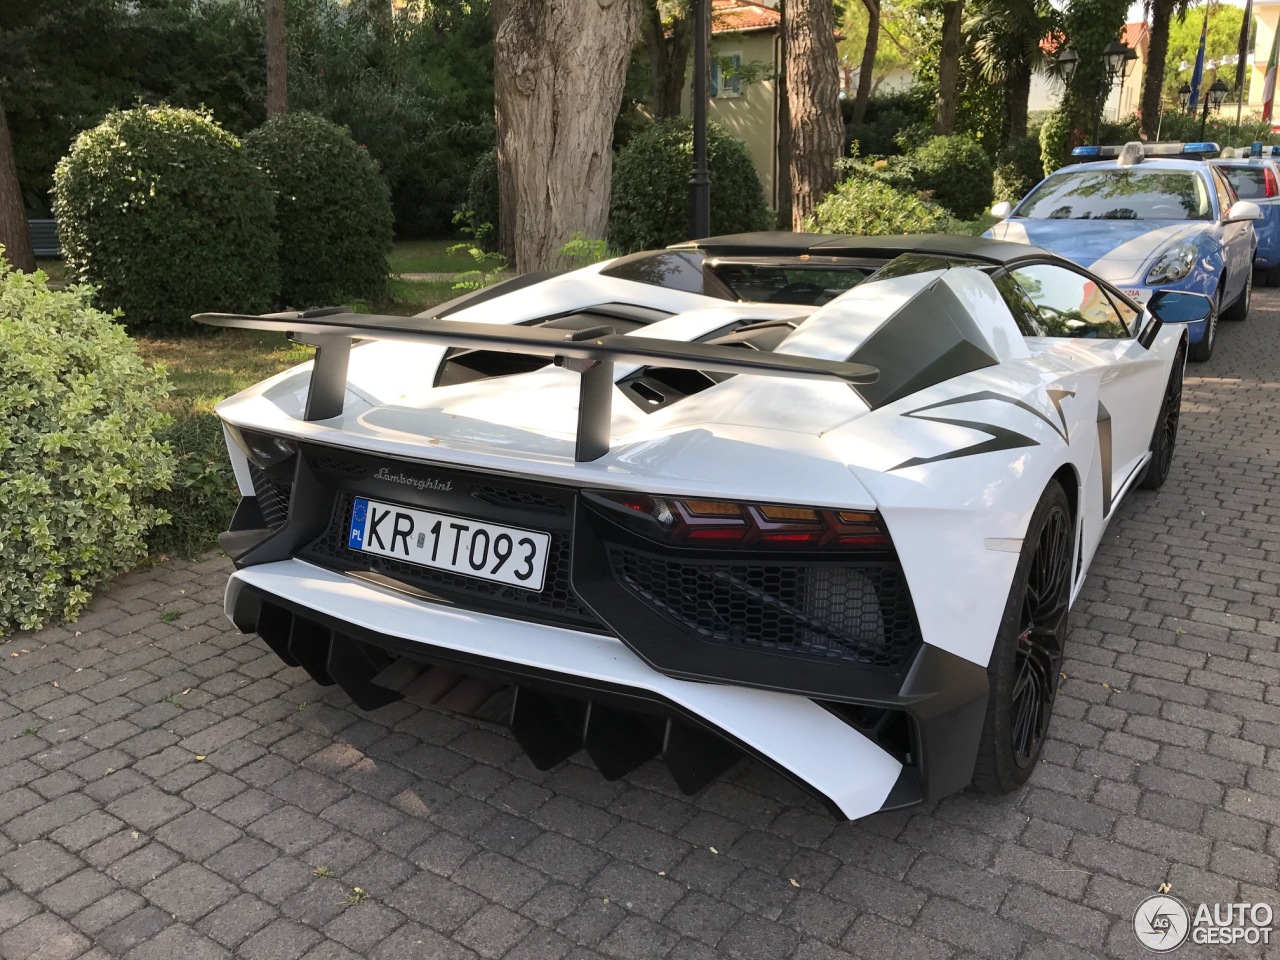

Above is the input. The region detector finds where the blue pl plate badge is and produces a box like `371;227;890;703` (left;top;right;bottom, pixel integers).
348;498;369;549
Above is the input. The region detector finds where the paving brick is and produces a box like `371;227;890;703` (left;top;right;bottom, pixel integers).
36;867;117;917
155;809;244;860
124;922;231;960
238;917;323;960
70;889;147;936
141;862;238;922
842;914;953;960
0;912;91;960
195;893;277;948
0;840;83;893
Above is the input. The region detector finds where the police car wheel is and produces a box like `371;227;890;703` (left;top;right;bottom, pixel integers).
1188;288;1219;363
1223;270;1251;322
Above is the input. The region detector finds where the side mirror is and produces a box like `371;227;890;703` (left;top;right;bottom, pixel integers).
1226;199;1263;222
991;201;1013;219
1148;290;1213;324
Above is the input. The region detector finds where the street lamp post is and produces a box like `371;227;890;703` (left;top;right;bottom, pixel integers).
1094;40;1134;146
1199;77;1230;141
688;0;711;240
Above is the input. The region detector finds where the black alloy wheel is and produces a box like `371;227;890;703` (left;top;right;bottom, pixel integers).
972;481;1072;793
1009;503;1071;768
1140;344;1185;491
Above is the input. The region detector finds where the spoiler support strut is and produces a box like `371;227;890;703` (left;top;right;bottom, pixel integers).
195;307;879;462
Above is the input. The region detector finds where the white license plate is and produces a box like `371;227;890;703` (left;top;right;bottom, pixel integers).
348;497;551;591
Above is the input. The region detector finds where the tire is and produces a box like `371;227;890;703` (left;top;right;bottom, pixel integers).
1222;268;1252;322
972;481;1072;794
1139;342;1185;491
1267;265;1280;287
1188;286;1219;363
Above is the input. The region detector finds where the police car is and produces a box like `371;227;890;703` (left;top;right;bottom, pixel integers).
1210;144;1280;285
987;141;1261;362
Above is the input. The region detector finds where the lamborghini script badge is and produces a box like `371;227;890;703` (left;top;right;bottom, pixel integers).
373;467;453;493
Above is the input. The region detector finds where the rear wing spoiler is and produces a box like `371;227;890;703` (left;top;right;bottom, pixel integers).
194;307;878;462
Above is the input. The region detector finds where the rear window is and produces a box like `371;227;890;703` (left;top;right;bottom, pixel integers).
1219;166;1268;200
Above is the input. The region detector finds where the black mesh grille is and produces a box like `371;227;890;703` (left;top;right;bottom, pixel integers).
471;485;565;514
303;491;600;630
606;545;920;669
249;464;291;531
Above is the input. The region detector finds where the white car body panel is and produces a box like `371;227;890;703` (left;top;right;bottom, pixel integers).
210;236;1187;817
228;560;903;820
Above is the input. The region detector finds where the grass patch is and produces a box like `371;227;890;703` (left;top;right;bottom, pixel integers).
134;276;457;559
388;239;472;275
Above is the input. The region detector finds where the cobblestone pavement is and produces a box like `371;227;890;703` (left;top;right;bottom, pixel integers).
4;294;1280;960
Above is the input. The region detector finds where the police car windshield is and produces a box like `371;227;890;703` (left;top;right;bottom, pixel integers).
1017;169;1212;221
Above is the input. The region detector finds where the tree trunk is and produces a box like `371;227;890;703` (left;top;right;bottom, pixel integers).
642;1;693;119
266;0;287;117
776;1;792;227
1140;0;1175;140
494;0;640;272
1007;60;1032;142
785;0;843;229
0;98;35;273
935;0;963;135
852;0;878;124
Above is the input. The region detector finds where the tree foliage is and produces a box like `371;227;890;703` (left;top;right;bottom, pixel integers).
608;118;772;254
0;0;493;237
1162;4;1245;104
246;112;392;308
0;259;173;633
805;167;951;235
1;0;267;218
53;106;279;332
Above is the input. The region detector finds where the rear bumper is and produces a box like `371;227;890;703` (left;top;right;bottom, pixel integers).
226;560;987;820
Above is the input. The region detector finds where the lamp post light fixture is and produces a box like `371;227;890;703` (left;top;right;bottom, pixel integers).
1056;47;1079;85
1199;77;1230;140
1178;82;1193;113
1092;40;1133;145
1102;40;1129;82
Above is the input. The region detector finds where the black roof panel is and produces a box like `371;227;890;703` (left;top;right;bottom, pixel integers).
671;231;1055;266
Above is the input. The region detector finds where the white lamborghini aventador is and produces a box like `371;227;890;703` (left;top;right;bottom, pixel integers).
199;233;1205;820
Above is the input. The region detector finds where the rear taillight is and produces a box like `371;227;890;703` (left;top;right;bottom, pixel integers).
584;491;889;549
1264;167;1278;198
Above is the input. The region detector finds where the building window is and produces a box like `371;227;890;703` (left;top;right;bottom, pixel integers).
710;53;742;99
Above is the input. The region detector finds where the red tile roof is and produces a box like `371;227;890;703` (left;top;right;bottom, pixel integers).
1121;21;1148;50
712;0;781;35
1040;22;1146;57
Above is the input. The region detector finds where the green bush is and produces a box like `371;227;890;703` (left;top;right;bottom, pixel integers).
1039;107;1073;177
462;147;500;252
145;411;236;560
608;117;772;254
246;112;393;308
804;174;951;236
993;136;1046;206
910;135;994;221
0;260;173;633
53;106;278;333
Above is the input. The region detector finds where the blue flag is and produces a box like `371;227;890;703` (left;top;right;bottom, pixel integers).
1188;7;1209;112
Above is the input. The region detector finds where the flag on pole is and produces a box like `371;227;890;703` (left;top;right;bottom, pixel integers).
1265;12;1280;123
1188;6;1209;113
1236;0;1254;98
